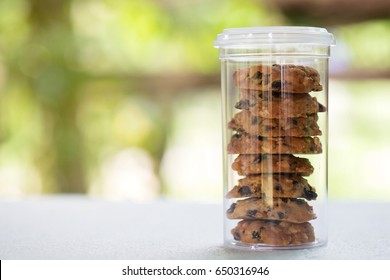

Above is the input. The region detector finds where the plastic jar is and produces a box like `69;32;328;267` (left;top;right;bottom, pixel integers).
214;26;335;250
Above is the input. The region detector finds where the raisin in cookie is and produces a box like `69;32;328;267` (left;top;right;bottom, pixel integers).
231;220;315;245
226;197;316;223
233;64;322;93
228;110;321;137
235;91;325;118
232;154;314;176
227;134;322;154
226;174;317;200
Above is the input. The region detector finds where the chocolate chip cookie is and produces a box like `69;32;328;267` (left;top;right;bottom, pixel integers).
226;197;316;223
232;154;314;176
226;174;317;200
228;110;321;137
233;64;323;93
231;220;315;245
227;134;322;154
235;91;325;118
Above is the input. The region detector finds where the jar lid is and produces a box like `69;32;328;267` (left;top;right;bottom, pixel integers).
214;26;335;48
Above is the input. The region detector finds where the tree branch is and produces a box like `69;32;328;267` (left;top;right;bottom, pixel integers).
269;0;390;25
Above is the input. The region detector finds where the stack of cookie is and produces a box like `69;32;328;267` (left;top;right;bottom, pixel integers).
225;64;325;246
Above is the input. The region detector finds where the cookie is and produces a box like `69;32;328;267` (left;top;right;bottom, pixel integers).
232;154;314;176
228;110;321;137
227;134;322;154
226;174;317;200
231;220;315;245
233;64;322;93
238;89;327;108
235;91;326;118
226;197;316;223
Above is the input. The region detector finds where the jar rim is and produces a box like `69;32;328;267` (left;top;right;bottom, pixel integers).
214;26;335;48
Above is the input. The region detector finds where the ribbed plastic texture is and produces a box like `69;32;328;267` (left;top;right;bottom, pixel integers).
214;26;335;48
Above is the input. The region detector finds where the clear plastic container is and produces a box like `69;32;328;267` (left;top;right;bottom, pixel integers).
214;26;335;250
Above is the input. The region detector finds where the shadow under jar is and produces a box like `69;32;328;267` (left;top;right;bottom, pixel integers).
214;26;335;250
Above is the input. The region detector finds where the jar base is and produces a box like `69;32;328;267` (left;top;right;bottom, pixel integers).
224;239;327;251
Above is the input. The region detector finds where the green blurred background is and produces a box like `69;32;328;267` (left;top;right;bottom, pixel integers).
1;0;390;201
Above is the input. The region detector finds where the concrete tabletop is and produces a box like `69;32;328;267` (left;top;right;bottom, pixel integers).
0;196;389;259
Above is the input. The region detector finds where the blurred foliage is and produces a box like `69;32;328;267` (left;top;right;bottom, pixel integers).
69;0;280;74
0;0;390;199
329;80;390;200
0;0;278;195
336;19;390;70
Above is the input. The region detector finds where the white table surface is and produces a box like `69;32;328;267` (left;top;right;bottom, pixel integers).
0;196;389;260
